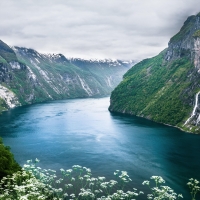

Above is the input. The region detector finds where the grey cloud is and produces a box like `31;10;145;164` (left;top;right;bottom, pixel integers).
0;0;200;60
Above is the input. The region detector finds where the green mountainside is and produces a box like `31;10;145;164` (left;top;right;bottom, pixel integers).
0;40;134;113
109;12;200;133
0;40;18;62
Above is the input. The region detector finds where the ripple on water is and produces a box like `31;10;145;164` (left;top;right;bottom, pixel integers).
0;97;200;199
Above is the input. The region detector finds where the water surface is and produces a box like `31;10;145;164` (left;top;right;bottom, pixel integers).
0;97;200;199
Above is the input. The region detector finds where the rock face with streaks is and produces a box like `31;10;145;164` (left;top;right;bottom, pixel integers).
0;40;135;113
0;85;20;109
165;14;200;61
193;36;200;71
109;12;200;133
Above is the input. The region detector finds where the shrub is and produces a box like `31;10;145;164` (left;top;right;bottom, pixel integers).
0;137;21;179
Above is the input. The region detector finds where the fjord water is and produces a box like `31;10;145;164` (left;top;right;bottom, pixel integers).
0;97;200;199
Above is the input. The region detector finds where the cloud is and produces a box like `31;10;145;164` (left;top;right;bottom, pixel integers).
0;0;200;60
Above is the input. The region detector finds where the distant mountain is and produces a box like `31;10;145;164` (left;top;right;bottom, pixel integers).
0;40;135;113
109;12;200;133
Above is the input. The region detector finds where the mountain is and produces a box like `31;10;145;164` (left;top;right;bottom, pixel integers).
0;40;134;113
109;12;200;134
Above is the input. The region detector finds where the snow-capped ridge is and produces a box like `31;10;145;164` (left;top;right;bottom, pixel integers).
67;57;135;66
12;46;135;67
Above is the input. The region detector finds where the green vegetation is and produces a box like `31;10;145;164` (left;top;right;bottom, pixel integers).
109;50;196;128
193;30;200;38
0;55;7;64
109;12;200;133
0;138;21;179
0;40;18;62
169;15;196;43
12;47;129;102
0;98;8;113
0;40;130;113
0;159;199;199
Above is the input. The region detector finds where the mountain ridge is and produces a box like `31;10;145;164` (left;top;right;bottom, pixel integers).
0;40;134;113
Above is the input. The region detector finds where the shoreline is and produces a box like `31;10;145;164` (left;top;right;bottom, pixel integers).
108;108;199;135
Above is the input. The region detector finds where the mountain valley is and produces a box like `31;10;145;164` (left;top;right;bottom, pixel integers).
0;40;134;113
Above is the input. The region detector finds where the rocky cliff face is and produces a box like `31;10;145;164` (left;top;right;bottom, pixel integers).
193;36;200;71
167;13;200;132
165;13;200;62
0;40;134;113
165;13;200;73
109;12;200;133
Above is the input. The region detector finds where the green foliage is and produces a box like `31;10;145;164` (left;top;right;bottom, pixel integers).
169;15;196;43
0;160;199;199
142;176;183;200
0;56;7;64
0;159;143;199
109;50;195;126
0;41;129;113
0;40;18;62
187;178;200;200
193;30;200;38
11;47;128;103
0;98;8;114
0;138;21;179
0;170;51;199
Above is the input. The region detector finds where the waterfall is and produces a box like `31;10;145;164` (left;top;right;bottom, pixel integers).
184;91;200;125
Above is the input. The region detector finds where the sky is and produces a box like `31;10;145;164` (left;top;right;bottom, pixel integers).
0;0;200;61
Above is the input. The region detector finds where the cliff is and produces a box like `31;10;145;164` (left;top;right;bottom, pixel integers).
109;12;200;133
0;40;134;113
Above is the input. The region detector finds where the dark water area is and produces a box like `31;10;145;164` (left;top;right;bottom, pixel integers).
0;97;200;199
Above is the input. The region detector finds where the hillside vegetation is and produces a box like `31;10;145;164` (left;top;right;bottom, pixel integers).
0;40;134;113
0;138;21;179
109;12;200;133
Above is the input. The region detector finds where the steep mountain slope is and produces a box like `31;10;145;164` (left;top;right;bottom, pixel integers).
0;40;134;113
69;58;133;90
109;12;200;133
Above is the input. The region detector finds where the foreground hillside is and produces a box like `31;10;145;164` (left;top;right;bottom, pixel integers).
0;40;134;113
109;12;200;133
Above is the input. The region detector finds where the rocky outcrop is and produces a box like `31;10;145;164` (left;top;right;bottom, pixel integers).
165;14;200;62
0;85;20;108
193;37;200;71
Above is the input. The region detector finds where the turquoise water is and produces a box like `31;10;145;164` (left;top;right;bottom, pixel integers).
0;97;200;199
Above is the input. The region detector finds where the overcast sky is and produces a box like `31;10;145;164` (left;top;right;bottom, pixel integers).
0;0;200;61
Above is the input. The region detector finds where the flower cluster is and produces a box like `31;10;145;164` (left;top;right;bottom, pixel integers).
0;159;142;199
0;159;199;200
187;178;200;200
0;170;51;199
142;176;183;200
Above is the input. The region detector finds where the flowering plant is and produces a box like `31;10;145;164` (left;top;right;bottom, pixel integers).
0;159;199;200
